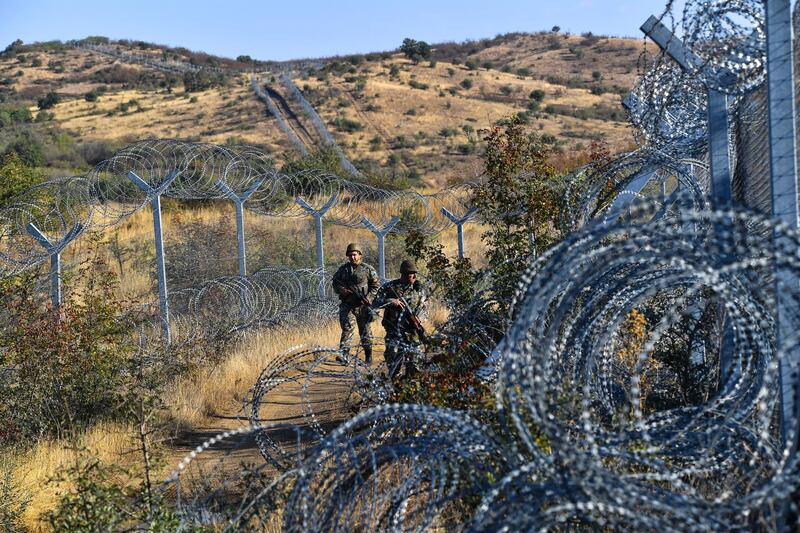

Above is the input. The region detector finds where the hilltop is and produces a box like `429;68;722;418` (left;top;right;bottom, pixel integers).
0;31;645;187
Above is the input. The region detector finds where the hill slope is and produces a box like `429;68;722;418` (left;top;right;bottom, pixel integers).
0;31;645;186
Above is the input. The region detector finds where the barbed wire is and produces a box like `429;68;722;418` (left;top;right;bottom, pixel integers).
162;204;800;530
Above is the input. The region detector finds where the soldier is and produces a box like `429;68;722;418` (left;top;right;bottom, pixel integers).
373;259;427;380
332;243;380;363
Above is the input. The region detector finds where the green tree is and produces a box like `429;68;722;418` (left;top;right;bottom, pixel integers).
472;116;562;314
37;91;60;110
399;38;431;62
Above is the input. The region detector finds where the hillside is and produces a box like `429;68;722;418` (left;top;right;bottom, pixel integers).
0;31;645;187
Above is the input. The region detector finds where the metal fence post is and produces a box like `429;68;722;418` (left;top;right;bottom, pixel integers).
296;194;338;298
441;207;478;259
128;170;179;344
361;216;401;283
216;178;264;278
639;14;738;385
25;221;83;313
765;0;800;450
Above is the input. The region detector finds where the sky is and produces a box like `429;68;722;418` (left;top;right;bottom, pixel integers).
1;0;686;62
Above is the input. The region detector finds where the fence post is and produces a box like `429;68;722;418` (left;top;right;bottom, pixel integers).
441;207;478;259
216;178;264;278
765;0;800;451
296;194;337;298
361;216;401;283
128;169;179;345
639;14;738;386
25;221;84;313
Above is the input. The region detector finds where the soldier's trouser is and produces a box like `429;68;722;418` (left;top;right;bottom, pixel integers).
339;304;373;361
384;331;419;380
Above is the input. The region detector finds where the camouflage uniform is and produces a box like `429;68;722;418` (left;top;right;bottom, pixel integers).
373;278;427;379
332;261;380;361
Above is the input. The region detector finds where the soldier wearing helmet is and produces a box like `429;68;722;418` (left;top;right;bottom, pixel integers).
332;243;380;363
373;259;427;380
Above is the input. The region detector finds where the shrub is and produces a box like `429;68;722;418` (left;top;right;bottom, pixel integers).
389;64;400;77
84;90;98;102
464;59;478;70
31;57;42;67
37;91;60;110
400;38;431;62
499;84;513;96
0;252;140;444
409;79;429;90
456;142;475;155
333;116;364;133
459;78;473;90
529;89;545;102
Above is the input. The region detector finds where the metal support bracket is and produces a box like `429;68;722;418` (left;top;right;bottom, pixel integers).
441;206;478;259
362;216;401;283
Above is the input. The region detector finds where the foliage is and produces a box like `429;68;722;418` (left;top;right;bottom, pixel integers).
473;116;561;315
391;369;493;411
333;116;364;133
1;130;44;167
0;104;33;127
37;91;60;110
0;242;141;444
0;152;42;206
281;146;346;176
182;69;229;92
399;38;431;62
45;456;179;532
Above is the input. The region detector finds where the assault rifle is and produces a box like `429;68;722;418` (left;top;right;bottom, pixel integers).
387;285;428;345
343;284;378;321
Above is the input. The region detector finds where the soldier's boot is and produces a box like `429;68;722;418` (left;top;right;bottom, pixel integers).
363;347;373;365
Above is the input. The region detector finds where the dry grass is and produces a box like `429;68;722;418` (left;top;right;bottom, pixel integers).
3;421;135;530
165;320;342;429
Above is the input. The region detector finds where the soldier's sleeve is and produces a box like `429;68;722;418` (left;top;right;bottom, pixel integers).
366;266;380;300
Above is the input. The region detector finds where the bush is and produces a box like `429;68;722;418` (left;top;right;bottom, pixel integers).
464;59;478;71
333;116;364;133
2;130;45;167
0;252;140;444
84;90;98;102
499;85;513;96
459;78;473;90
37;91;60;110
400;38;431;62
409;79;429;90
457;142;475;155
529;89;545;102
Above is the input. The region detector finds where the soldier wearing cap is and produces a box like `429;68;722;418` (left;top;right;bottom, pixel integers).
373;259;427;380
332;243;380;363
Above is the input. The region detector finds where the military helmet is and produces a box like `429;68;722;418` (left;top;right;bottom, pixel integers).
400;259;418;274
345;243;362;255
